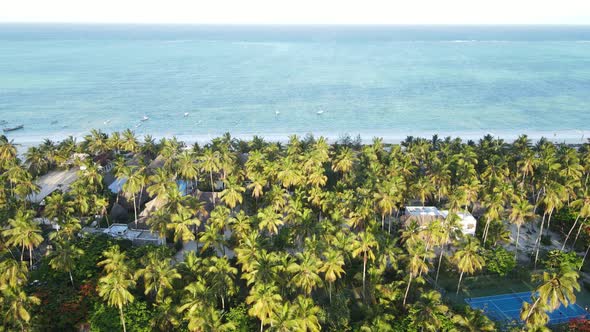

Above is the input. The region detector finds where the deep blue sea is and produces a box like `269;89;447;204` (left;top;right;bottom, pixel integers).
1;24;590;144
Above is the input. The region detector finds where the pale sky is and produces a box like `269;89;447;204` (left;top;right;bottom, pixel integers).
1;0;590;25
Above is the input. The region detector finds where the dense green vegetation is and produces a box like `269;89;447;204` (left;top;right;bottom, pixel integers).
1;131;590;331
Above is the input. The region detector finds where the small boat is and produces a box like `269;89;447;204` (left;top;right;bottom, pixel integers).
275;111;280;116
317;109;324;115
141;116;149;122
3;124;24;132
0;120;7;125
184;112;189;117
104;119;111;125
135;123;142;128
50;120;58;125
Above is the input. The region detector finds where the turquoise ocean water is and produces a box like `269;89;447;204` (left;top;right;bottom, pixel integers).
1;24;590;144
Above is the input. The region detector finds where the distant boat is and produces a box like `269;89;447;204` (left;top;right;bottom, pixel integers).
50;120;58;125
317;109;324;115
104;119;111;125
184;112;189;117
141;116;149;122
3;124;24;132
275;111;280;116
0;120;6;125
135;123;142;128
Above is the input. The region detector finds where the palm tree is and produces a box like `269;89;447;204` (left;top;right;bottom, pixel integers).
199;148;221;196
151;297;180;331
168;208;199;243
453;237;485;295
410;290;448;332
3;210;44;267
97;271;136;332
535;181;566;267
121;129;139;153
0;257;28;289
411;177;434;206
452;308;495;332
403;241;432;306
206;256;237;311
97;246;135;332
509;196;535;258
522;268;580;325
563;189;590;250
351;231;378;300
134;253;181;302
1;286;41;331
291;295;323;332
374;181;397;230
257;207;284;237
123;166;145;227
287;251;323;296
219;176;245;210
246;283;282;332
319;248;345;303
177;151;199;190
49;242;84;287
435;212;462;283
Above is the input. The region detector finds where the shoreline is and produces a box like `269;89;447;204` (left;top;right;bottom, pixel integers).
7;129;589;152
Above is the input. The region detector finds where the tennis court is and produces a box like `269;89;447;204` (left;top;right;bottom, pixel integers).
466;291;588;325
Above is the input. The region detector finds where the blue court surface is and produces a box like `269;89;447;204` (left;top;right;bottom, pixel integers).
465;291;588;325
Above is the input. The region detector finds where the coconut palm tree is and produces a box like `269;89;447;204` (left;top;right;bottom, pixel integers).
374;181;397;230
1;285;40;331
291;295;323;332
219;176;245;210
287;251;323;296
206;256;237;311
403;240;432;306
177;151;199;190
97;246;135;332
121;129;139;153
257;206;284;237
509;196;535;258
350;231;379;300
452;308;496;332
410;290;448;332
49;242;84;287
199;148;221;196
2;210;43;267
319;248;345;303
168;208;199;243
452;237;485;295
134;253;180;302
246;283;282;332
563;188;590;250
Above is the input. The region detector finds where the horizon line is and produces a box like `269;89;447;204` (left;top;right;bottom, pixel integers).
1;21;590;26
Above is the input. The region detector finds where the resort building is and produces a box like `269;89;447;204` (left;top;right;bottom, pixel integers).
403;206;476;236
81;223;165;246
27;168;79;204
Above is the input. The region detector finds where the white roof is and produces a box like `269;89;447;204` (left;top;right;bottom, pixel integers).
27;168;79;203
405;206;444;217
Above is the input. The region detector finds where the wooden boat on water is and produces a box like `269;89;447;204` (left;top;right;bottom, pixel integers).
3;124;24;132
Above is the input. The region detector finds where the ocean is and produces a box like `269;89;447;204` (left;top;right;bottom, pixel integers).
1;24;590;145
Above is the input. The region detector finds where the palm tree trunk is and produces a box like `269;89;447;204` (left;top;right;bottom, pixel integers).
381;213;385;230
120;306;127;332
514;225;520;262
21;244;25;262
545;210;553;237
573;218;588;248
329;281;333;304
362;251;367;300
260;318;264;332
210;171;216;206
221;295;225;311
456;271;464;295
69;271;74;287
435;248;445;283
524;297;541;324
403;274;413;306
582;243;590;270
133;194;138;229
534;213;547;268
562;214;581;250
29;247;33;267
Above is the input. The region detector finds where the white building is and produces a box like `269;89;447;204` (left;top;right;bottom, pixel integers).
81;223;165;246
403;206;476;236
